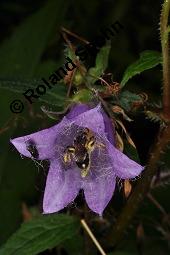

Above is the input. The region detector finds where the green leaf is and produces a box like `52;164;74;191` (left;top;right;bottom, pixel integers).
64;46;77;62
41;104;71;120
86;42;111;84
71;89;93;103
0;0;68;78
0;214;80;255
120;50;162;87
0;78;67;106
35;60;61;77
62;232;84;255
39;83;67;106
118;91;141;111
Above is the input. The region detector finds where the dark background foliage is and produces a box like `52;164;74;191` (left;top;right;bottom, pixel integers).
0;0;169;254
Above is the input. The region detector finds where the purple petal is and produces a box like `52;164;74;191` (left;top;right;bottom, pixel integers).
43;159;81;214
83;174;116;216
66;104;90;119
102;110;115;145
10;117;68;160
107;141;144;179
69;104;106;135
81;141;116;216
69;104;115;144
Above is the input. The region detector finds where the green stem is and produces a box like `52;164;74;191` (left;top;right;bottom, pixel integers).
160;0;170;118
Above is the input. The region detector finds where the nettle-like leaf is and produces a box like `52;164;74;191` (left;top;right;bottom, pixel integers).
41;104;71;120
86;42;111;84
64;46;77;62
0;0;68;78
118;91;141;111
0;0;69;107
120;50;162;87
0;214;80;255
0;79;67;106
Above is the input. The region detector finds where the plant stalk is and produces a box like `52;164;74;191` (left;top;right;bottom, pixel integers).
106;1;170;247
160;0;170;118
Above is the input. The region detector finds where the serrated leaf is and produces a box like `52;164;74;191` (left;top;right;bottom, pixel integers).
119;91;141;111
39;83;67;106
41;104;71;120
121;51;162;87
86;42;111;84
64;46;77;62
0;0;68;78
0;79;67;106
0;214;80;255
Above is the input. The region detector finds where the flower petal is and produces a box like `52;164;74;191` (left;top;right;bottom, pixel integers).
107;141;144;179
102;111;115;145
43;159;81;214
66;103;90;119
82;142;116;216
83;174;116;216
69;104;106;135
70;104;115;144
10;117;68;160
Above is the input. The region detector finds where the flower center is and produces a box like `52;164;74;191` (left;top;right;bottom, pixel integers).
63;127;103;177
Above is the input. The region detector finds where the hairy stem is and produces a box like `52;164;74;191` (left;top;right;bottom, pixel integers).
106;1;170;246
160;0;170;117
108;124;170;247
